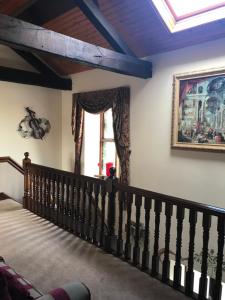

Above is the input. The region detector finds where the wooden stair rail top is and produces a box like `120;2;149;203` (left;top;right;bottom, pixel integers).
0;156;24;175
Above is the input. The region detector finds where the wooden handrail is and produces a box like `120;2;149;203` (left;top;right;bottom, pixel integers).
23;154;225;300
0;156;24;174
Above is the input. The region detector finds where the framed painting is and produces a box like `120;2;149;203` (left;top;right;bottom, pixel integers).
172;67;225;152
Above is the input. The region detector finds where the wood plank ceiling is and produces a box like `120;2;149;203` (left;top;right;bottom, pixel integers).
1;0;225;76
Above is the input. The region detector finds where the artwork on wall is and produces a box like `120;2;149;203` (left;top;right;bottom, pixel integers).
172;67;225;152
18;107;51;139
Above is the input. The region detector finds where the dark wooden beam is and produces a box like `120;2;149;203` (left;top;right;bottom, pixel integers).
76;0;136;56
13;49;58;76
0;14;152;78
0;66;72;90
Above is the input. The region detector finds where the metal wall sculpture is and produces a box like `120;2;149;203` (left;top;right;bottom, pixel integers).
18;107;51;139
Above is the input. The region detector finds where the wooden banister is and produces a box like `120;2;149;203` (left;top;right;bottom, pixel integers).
23;155;225;300
0;156;24;174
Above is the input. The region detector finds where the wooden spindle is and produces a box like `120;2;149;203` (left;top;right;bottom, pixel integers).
51;174;56;223
173;206;185;288
32;172;36;213
56;174;60;226
105;168;117;253
142;197;152;271
93;183;100;245
124;192;133;260
43;172;47;218
162;202;173;283
81;180;87;238
75;177;81;235
198;214;211;299
40;171;44;217
151;200;162;277
63;177;69;229
46;173;51;220
70;177;75;232
117;191;125;256
211;216;225;300
60;176;65;227
87;181;93;241
185;210;197;296
100;184;106;247
133;194;142;266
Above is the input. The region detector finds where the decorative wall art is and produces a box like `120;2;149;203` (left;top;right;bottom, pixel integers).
18;107;51;139
172;68;225;152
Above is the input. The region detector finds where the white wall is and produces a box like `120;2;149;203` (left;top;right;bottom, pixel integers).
0;81;62;168
61;37;225;208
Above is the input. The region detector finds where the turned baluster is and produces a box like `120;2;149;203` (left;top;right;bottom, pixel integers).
93;183;100;245
51;174;56;223
124;192;133;260
162;202;173;283
75;177;81;235
173;206;185;288
142;197;152;271
70;177;75;232
105;168;117;253
43;172;47;218
198;214;211;299
81;180;87;238
60;176;65;227
117;191;125;256
185;210;197;296
151;200;162;277
56;175;61;226
211;216;225;300
31;172;35;213
100;184;106;248
87;181;93;241
40;171;44;217
64;177;70;229
133;194;142;266
46;172;51;220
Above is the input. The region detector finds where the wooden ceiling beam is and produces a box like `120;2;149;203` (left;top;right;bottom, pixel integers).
0;66;72;90
0;14;152;78
8;0;73;89
76;0;136;56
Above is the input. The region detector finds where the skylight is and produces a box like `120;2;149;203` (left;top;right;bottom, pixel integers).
152;0;225;32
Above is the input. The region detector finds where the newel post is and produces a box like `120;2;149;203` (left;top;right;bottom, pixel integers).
23;152;31;209
105;167;118;253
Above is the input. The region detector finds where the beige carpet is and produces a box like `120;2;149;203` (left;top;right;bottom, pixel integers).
0;199;189;300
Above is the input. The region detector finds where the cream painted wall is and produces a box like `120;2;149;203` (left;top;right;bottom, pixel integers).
61;37;225;208
0;81;62;168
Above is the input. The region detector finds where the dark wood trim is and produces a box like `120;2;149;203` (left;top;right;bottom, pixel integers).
0;14;152;79
0;157;24;175
13;49;59;77
0;193;10;200
76;0;136;56
0;66;72;90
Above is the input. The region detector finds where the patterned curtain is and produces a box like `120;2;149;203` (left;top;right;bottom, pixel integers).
71;87;130;184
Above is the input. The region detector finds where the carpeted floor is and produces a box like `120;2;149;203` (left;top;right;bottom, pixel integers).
0;199;189;300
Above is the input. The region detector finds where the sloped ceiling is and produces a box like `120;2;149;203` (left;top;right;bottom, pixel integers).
1;0;225;76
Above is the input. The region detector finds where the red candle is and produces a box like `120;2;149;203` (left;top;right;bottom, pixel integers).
106;162;113;176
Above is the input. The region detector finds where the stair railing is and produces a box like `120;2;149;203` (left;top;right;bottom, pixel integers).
23;153;225;300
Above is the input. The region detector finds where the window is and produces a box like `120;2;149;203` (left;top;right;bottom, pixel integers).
151;0;225;32
84;108;117;177
99;108;117;176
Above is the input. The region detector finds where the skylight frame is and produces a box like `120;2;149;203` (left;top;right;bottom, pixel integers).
165;0;225;21
151;0;225;33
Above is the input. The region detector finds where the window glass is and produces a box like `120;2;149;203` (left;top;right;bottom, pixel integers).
104;108;114;139
102;142;116;176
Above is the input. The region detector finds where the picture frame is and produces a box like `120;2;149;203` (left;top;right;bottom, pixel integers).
172;67;225;152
